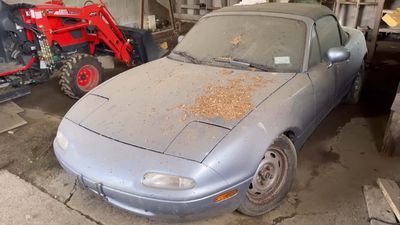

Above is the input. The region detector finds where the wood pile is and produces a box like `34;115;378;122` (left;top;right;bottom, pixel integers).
364;178;400;225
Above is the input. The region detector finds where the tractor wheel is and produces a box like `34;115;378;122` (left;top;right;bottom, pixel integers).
59;54;104;99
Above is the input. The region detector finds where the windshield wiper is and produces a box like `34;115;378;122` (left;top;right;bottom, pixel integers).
214;57;269;72
172;50;201;64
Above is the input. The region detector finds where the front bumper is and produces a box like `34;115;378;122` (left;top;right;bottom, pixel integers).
55;150;249;220
53;119;250;220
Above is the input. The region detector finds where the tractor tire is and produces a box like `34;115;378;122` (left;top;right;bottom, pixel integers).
59;54;104;99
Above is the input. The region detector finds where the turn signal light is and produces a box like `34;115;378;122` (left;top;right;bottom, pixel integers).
214;189;238;203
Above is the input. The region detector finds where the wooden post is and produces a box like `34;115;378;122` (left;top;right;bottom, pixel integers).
367;0;385;61
168;0;177;31
140;0;144;30
352;0;361;28
381;82;400;156
334;0;341;18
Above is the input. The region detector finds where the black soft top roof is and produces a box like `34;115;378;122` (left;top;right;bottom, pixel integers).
214;3;334;21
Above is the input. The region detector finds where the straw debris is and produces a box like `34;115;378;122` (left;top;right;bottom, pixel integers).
230;35;242;46
179;75;271;121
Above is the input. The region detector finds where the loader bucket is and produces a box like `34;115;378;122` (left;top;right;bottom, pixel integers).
118;26;166;64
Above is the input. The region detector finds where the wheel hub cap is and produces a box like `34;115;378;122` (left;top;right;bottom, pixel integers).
249;149;287;198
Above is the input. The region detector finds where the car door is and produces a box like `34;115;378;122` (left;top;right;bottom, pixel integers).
335;24;359;101
307;22;337;124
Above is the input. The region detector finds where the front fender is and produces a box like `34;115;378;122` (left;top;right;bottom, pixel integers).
203;73;315;185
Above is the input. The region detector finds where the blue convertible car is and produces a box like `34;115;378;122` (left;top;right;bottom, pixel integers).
54;3;367;220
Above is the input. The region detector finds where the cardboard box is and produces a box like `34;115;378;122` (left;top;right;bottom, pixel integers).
383;9;400;27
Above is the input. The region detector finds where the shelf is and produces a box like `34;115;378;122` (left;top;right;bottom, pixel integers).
379;27;400;33
174;13;202;22
338;1;377;5
357;26;371;32
180;4;221;10
383;9;394;14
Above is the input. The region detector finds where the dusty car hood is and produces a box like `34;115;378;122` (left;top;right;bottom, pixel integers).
65;58;295;157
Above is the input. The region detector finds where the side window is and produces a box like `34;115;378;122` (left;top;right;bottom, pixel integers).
315;16;341;58
309;25;321;68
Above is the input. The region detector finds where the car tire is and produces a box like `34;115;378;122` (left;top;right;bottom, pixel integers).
343;61;365;105
238;135;297;216
59;54;104;99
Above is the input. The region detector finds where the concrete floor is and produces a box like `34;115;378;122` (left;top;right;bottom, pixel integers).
1;41;400;225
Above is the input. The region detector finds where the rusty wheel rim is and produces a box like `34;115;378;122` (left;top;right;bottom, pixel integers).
247;148;288;203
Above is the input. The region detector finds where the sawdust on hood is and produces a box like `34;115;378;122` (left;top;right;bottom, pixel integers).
230;35;242;46
219;68;234;76
179;75;271;121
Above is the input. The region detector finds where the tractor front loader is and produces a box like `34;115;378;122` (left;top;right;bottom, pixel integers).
0;0;163;101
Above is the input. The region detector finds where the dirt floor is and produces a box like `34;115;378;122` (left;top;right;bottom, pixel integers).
0;40;400;225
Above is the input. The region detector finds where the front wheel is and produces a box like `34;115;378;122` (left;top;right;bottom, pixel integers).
238;135;297;216
343;61;365;104
59;54;104;99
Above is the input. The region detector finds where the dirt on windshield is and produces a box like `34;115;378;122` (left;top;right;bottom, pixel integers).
230;35;242;46
179;74;270;121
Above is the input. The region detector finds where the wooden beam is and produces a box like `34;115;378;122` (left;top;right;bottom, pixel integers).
363;185;397;225
168;0;177;31
367;0;385;61
377;178;400;220
352;0;361;28
381;82;400;156
140;0;144;30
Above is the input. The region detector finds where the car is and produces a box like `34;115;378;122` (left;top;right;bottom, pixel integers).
53;3;367;221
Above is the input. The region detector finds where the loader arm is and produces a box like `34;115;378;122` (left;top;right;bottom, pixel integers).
0;0;163;102
30;2;134;65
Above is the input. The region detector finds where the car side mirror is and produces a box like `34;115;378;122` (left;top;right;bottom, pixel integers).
177;35;185;43
326;47;350;68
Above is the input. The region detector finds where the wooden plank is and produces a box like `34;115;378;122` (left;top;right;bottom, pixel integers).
377;178;400;220
363;185;397;225
0;111;27;134
0;101;24;115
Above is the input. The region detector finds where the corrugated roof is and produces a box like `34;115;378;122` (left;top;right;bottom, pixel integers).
214;3;334;21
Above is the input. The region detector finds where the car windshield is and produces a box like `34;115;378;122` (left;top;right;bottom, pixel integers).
170;15;307;73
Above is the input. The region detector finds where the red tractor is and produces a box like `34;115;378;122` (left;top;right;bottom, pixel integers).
0;0;163;101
